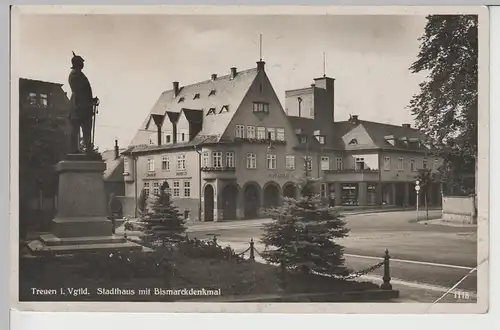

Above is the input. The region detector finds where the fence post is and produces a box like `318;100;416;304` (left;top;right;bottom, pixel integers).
249;238;255;261
380;249;392;290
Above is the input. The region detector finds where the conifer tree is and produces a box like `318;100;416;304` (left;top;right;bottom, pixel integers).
261;174;350;276
140;182;186;247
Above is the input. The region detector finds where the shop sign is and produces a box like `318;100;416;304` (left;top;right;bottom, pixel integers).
176;171;187;176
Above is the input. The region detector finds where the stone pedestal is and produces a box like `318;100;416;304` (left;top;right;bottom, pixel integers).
27;157;143;255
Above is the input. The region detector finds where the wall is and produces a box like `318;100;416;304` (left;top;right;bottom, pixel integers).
379;150;441;182
442;196;476;224
285;88;314;118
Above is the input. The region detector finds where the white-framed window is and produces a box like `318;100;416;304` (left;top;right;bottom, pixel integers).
177;154;186;170
153;181;160;196
321;156;330;171
235;125;245;138
355;157;365;170
28;92;37;105
383;156;391;171
253;102;270;113
316;135;325;144
410;159;416;172
212;151;223;168
161;156;170;171
246;126;256;139
148;133;155;145
164;132;172;144
173;181;180;197
246;153;257;169
257;127;266;140
320;183;327;198
336;157;343;170
285;155;295;170
40;93;48;107
267;128;276;140
266;154;277;169
305;156;313;171
143;181;150;196
184;181;191;197
423;159;428;169
398;157;404;171
276;128;285;141
226;151;235;168
147;158;155;172
202;152;210;167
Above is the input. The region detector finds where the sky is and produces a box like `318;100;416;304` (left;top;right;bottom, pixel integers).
16;13;428;151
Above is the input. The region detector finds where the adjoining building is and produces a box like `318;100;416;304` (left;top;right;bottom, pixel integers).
120;61;442;222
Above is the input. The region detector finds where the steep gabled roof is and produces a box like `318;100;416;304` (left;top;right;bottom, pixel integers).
101;149;125;182
123;134;226;155
181;108;203;124
139;68;259;142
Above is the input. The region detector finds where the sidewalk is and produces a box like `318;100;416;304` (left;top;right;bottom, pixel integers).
415;218;477;228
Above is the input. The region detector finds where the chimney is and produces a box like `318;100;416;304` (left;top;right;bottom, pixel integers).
211;74;217;81
230;67;237;79
402;123;411;128
349;115;359;124
173;81;180;97
114;140;119;160
257;61;265;71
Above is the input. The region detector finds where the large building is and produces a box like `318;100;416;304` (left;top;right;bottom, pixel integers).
120;61;442;221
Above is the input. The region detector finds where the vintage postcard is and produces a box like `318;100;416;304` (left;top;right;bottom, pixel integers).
10;5;489;314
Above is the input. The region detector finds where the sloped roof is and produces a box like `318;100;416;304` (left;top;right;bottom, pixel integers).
123;134;225;155
101;149;125;181
181;108;203;123
141;68;259;141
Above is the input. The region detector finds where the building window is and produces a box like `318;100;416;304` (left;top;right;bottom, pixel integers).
276;128;285;141
153;181;160;196
193;93;200;100
177;154;186;171
267;128;276;140
173;181;180;197
177;97;185;103
253;102;269;113
235;125;245;138
209;89;216;96
316;135;325;144
161;156;170;171
321;156;330;171
286;155;295;170
349;138;358;145
184;210;190;220
164;133;172;144
300;135;308;144
383;156;391;171
320;183;327;198
212;151;223;168
336;157;343;170
267;154;277;169
398;157;404;171
247;153;257;169
226;151;235;168
184;181;191;197
28;92;37;105
410;159;416;172
341;183;359;206
149;133;155;145
423;159;428;169
206;108;216;116
181;133;186;142
219;105;229;113
40;93;48;107
367;183;377;206
147;158;155;172
304;156;313;172
355;157;365;170
144;181;150;196
257;127;266;139
246;126;256;139
202;152;210;167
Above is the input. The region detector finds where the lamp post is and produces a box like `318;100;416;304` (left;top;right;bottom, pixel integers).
194;145;202;222
415;180;420;222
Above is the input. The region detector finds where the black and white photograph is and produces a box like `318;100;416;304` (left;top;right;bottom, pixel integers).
10;5;489;313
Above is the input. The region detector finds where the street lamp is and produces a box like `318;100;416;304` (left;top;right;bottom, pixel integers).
415;180;420;222
194;145;202;222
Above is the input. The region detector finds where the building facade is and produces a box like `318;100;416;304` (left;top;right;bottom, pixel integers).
121;62;442;222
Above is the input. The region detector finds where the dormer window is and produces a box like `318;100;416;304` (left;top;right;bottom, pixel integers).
316;135;325;144
300;135;308;144
348;138;358;145
206;108;216;116
177;97;185;103
219;105;229;114
193;93;200;100
209;89;216;97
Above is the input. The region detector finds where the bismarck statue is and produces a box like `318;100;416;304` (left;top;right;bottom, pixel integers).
68;51;101;159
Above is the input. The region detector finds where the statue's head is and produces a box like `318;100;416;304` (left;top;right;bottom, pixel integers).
71;51;85;69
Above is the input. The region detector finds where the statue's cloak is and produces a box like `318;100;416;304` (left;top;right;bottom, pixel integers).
68;69;94;121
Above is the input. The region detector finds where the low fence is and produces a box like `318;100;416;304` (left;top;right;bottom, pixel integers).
442;196;477;224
